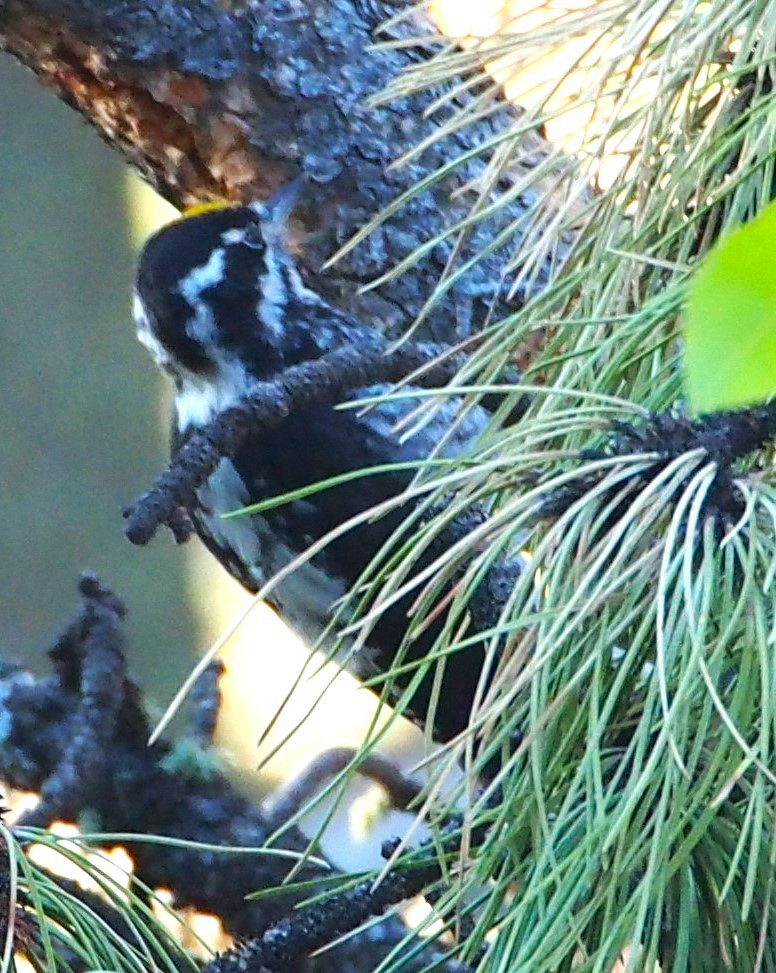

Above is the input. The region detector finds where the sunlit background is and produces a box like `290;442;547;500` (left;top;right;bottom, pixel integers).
0;1;589;870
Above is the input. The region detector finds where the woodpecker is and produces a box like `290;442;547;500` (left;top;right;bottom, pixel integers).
133;189;518;742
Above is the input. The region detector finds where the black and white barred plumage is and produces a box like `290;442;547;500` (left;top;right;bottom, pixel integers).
133;190;513;742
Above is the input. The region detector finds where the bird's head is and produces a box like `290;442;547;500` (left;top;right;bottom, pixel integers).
133;186;306;388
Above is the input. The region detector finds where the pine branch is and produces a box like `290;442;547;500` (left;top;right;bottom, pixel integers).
541;402;776;524
18;575;130;829
263;747;422;832
2;577;315;938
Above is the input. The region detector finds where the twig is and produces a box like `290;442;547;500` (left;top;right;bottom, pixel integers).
189;661;226;747
0;579;470;973
542;402;776;523
264;747;422;831
18;575;129;829
203;810;486;973
124;342;468;546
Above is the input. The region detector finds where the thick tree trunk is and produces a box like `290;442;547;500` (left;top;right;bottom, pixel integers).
0;0;574;342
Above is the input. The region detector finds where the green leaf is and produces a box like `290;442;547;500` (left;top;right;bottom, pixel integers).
684;200;776;414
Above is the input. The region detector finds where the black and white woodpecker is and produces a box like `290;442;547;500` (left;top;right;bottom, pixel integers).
132;188;519;744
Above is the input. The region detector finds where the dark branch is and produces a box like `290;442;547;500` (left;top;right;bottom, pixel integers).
0;579;470;973
204;811;486;973
264;747;422;832
189;659;226;746
0;0;580;343
123;341;470;545
19;575;129;829
609;404;776;464
541;403;776;524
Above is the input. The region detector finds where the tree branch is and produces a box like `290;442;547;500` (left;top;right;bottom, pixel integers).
541;403;776;525
204;811;484;973
123;340;470;545
0;0;578;342
0;578;469;972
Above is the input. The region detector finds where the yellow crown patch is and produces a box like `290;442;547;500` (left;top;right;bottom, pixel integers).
180;199;234;220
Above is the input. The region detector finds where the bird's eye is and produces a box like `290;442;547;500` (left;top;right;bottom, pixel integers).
236;224;265;250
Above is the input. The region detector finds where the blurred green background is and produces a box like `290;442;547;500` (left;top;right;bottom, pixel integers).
0;56;198;695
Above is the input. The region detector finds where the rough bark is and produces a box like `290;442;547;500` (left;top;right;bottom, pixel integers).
0;0;574;342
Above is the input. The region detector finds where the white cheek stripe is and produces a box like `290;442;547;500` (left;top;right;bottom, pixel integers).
175;359;254;432
178;247;226;343
134;292;174;372
257;244;287;340
178;247;226;304
221;228;247;245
